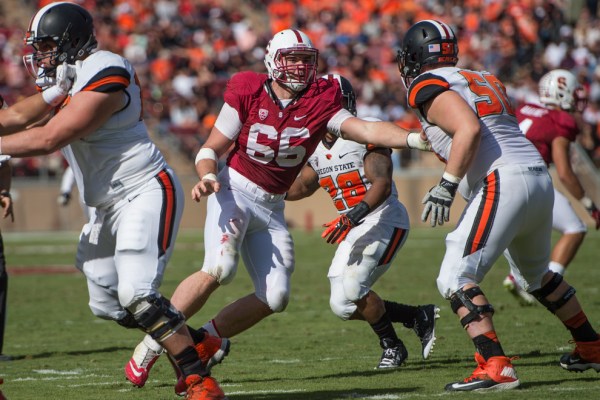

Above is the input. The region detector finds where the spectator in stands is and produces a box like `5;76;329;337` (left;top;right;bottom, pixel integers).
0;0;597;173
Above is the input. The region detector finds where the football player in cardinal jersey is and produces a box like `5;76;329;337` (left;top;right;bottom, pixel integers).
124;28;431;391
286;74;440;369
2;3;226;399
503;69;599;304
398;19;600;391
0;52;73;367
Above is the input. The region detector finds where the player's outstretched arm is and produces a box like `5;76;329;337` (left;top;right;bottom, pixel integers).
1;89;125;157
339;117;430;151
0;63;75;135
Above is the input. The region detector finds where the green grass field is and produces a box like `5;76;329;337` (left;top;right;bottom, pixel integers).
1;228;599;399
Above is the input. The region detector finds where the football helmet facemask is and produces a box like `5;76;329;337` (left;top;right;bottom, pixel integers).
397;20;458;86
323;74;357;116
265;29;318;92
539;69;587;112
24;2;97;78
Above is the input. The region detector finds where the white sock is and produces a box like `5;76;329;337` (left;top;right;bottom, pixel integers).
202;319;221;338
143;334;164;353
548;261;565;276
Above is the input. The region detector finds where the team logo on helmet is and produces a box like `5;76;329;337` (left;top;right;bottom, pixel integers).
539;69;587;112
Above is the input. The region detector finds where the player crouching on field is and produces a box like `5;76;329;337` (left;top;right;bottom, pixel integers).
286;74;439;369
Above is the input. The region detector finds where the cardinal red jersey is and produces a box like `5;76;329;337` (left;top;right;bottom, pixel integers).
516;103;578;165
224;71;342;193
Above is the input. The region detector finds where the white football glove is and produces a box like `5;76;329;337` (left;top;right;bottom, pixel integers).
41;62;76;106
421;177;459;227
36;67;55;89
407;132;432;151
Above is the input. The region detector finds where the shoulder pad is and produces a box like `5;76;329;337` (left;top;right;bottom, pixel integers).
303;76;341;105
74;51;131;93
408;72;450;109
226;71;267;97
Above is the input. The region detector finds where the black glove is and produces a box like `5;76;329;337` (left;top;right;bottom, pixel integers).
322;201;370;244
57;192;71;206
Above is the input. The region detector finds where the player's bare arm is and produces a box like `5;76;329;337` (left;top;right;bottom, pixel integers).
1;90;125;157
552;136;585;199
285;164;320;201
191;127;233;201
0;95;56;135
424;90;481;179
362;148;393;209
0;63;73;135
339;117;430;151
0;163;13;222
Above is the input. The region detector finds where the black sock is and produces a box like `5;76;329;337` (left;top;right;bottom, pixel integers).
473;331;505;360
187;326;206;344
569;321;598;342
370;312;401;348
384;300;419;328
172;345;207;377
564;311;599;342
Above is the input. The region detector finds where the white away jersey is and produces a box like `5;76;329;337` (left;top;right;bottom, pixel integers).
62;51;167;208
306;133;407;228
407;67;544;199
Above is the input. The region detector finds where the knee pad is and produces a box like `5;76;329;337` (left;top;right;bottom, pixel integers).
450;286;494;328
342;277;363;303
203;259;238;285
128;294;186;342
88;304;116;320
329;292;356;321
116;310;140;329
265;286;290;313
531;272;576;313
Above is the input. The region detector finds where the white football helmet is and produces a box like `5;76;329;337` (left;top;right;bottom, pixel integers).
264;29;318;92
539;69;587;112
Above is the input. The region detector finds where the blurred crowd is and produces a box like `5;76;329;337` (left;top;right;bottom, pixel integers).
1;0;600;177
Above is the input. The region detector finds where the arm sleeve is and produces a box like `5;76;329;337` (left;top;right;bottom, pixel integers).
214;102;243;140
326;108;354;137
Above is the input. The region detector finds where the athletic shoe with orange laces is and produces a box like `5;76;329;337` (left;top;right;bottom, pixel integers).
185;375;227;400
560;335;600;372
124;336;163;387
174;334;231;396
445;352;520;391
